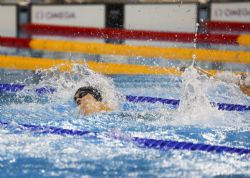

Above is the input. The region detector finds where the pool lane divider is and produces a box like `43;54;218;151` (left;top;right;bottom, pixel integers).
0;55;248;76
1;83;250;112
204;21;250;33
0;120;249;156
126;95;250;112
0;55;182;75
23;23;246;46
1;37;250;64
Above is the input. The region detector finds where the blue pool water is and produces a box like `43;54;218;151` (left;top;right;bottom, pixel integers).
0;66;249;178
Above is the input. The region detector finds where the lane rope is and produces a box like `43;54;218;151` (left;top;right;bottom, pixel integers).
0;120;249;156
126;95;250;112
204;21;250;33
2;37;250;64
1;83;249;112
0;55;182;75
22;23;241;45
0;54;248;76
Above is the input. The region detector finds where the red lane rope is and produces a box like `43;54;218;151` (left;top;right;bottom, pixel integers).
204;21;250;33
22;24;239;45
0;36;30;49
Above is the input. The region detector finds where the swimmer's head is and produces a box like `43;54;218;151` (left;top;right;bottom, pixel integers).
74;86;113;115
74;86;102;105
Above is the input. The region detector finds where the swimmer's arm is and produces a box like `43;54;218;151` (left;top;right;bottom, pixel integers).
180;66;215;77
194;66;240;84
195;66;250;96
193;66;215;78
187;66;250;96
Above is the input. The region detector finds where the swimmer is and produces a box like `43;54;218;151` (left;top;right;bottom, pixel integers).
181;66;250;96
74;86;114;115
73;86;163;119
239;73;250;96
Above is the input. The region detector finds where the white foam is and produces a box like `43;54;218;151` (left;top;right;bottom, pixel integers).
24;63;120;109
172;66;225;126
216;71;241;85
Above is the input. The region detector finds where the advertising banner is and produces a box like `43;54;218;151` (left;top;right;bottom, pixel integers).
31;5;105;27
31;5;105;42
211;3;250;22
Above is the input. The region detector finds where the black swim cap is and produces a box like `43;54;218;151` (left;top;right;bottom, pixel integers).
74;86;102;103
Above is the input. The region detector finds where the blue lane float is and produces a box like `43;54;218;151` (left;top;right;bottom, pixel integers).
0;83;56;94
1;83;250;112
126;95;250;112
0;120;249;156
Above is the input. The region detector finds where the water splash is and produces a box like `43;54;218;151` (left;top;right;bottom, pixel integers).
191;22;200;67
173;66;225;126
17;62;120;110
0;61;249;177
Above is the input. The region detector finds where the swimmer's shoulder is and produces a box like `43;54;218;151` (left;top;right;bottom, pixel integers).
240;85;250;96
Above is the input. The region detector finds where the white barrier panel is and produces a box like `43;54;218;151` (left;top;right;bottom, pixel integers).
0;5;17;37
124;4;197;47
125;4;197;33
31;5;105;27
211;2;250;22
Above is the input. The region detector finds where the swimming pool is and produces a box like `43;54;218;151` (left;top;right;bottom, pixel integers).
0;66;249;178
